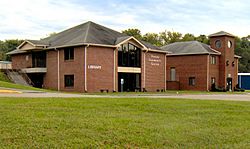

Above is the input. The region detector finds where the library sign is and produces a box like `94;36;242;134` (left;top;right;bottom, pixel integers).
88;64;102;70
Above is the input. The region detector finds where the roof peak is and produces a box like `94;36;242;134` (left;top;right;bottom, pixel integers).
208;31;235;38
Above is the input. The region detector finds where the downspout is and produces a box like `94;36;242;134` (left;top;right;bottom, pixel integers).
55;48;60;91
207;54;210;91
144;49;149;89
84;44;89;92
165;53;167;91
113;48;117;92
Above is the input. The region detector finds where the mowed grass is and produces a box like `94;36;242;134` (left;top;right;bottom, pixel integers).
0;98;249;148
0;81;47;91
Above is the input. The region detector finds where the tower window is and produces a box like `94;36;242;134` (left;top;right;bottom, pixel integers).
215;40;221;48
228;40;232;48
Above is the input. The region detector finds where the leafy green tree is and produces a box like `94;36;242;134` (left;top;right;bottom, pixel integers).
159;30;182;45
235;36;250;72
0;39;23;61
196;35;209;44
182;33;196;41
143;33;162;46
122;29;142;40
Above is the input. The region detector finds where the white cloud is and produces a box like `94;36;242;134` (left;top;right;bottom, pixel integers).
0;0;249;40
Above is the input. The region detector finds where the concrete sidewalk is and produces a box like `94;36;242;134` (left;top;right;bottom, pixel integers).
0;88;249;102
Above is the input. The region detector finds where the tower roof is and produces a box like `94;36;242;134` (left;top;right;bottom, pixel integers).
208;31;235;38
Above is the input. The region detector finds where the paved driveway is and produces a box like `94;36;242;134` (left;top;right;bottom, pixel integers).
0;87;250;101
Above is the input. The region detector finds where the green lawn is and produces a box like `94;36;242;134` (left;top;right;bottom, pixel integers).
0;97;249;148
0;81;46;91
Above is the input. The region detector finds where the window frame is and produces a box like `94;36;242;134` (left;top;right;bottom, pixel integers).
170;67;176;81
189;77;195;86
211;56;216;65
64;47;74;61
64;75;74;88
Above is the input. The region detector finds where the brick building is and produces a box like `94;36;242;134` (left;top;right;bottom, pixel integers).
8;21;239;92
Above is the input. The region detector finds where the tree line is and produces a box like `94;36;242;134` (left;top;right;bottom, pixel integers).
0;29;249;72
122;29;250;72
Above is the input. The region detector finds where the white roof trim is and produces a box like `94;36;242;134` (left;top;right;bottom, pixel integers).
46;43;117;50
238;73;250;76
116;36;147;49
17;40;36;49
208;46;221;54
167;52;220;56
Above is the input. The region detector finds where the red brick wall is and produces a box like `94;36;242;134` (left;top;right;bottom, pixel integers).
43;46;115;93
209;55;220;90
210;36;236;89
143;51;165;92
43;50;58;90
11;54;32;69
166;55;208;91
87;46;115;92
233;57;239;88
58;46;85;92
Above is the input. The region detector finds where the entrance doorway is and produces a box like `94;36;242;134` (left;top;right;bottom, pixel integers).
226;77;232;91
28;74;45;88
118;73;141;92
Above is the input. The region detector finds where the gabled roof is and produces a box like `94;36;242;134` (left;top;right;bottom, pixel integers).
27;40;49;46
161;41;221;55
208;31;235;37
40;21;126;47
9;21;163;55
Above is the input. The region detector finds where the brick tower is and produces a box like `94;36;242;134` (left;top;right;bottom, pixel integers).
209;31;237;91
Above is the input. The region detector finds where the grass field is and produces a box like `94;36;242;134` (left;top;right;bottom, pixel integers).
0;81;46;91
0;97;249;148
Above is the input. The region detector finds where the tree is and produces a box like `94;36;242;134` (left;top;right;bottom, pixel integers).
122;29;142;40
143;33;162;46
0;39;23;61
182;33;196;41
195;35;209;44
235;36;250;72
159;30;182;45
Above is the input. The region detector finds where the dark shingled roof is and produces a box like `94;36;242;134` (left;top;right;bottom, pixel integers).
8;21;164;55
26;40;49;46
19;21;160;50
39;21;126;47
208;31;235;37
161;41;220;55
6;49;27;55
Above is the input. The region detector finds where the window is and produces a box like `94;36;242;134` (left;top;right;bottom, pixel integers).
215;40;221;48
118;43;141;67
64;75;74;87
64;47;74;60
211;56;216;64
170;67;176;81
189;77;195;86
211;77;215;84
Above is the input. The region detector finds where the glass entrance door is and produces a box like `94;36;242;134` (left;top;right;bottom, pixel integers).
118;73;141;92
226;77;232;91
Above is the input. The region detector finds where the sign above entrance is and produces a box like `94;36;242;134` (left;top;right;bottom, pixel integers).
88;65;102;70
149;55;161;66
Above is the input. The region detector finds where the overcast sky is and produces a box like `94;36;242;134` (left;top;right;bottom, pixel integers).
0;0;249;40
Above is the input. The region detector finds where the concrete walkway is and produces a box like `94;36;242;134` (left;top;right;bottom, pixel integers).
0;87;249;101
